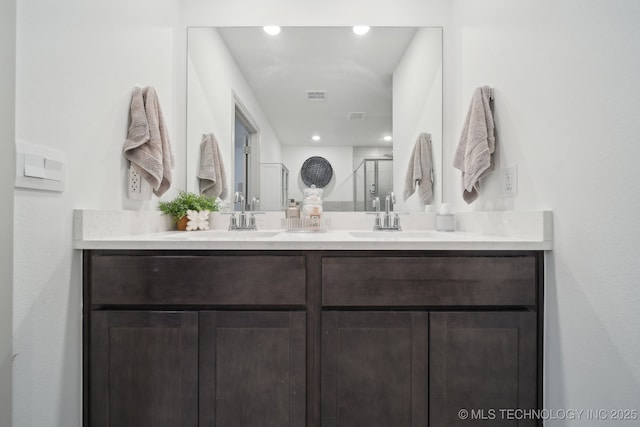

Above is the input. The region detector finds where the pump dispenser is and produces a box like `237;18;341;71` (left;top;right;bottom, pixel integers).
285;199;300;219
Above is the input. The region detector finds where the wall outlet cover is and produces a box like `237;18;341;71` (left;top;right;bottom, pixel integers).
502;165;518;197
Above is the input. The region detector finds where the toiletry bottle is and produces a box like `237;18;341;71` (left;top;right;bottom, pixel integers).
286;199;300;219
436;203;455;232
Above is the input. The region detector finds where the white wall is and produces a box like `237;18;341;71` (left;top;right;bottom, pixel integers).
1;0;16;425
181;0;450;27
449;0;640;423
186;28;283;196
282;145;354;203
393;27;443;211
13;0;180;425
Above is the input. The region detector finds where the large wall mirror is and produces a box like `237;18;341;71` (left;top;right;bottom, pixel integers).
186;26;442;212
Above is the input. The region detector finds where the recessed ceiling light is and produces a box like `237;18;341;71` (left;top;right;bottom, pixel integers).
311;135;321;142
352;26;370;36
263;26;281;36
383;135;393;142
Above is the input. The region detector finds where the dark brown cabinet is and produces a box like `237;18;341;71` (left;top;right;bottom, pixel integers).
321;312;429;427
89;310;305;427
84;251;308;427
84;250;543;427
430;312;537;426
199;311;306;427
90;311;199;427
320;254;541;427
319;310;539;427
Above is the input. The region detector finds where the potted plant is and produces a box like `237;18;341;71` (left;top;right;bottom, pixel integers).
158;191;219;230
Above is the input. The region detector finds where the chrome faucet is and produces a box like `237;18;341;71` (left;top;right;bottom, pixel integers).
373;192;401;231
372;197;382;229
229;191;257;230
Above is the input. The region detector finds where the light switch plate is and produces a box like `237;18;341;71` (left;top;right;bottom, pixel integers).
24;153;46;178
15;140;66;192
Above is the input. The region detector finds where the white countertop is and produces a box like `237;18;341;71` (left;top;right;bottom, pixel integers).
73;210;553;251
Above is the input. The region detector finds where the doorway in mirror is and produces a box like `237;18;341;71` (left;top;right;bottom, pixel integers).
233;102;260;211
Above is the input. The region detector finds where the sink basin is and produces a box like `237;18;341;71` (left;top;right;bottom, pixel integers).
166;230;282;240
162;229;449;242
348;230;445;240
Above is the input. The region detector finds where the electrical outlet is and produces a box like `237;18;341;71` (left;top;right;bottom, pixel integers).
127;165;152;200
129;168;142;194
502;165;517;197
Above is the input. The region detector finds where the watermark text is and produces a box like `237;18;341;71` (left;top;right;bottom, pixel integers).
457;408;638;421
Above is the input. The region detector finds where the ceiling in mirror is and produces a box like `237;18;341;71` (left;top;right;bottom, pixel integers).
217;26;418;147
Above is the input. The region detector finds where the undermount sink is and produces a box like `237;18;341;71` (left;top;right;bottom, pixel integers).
166;230;283;240
348;230;446;239
163;229;450;242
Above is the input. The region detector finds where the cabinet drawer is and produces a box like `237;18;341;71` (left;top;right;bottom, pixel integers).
90;255;306;306
322;256;536;307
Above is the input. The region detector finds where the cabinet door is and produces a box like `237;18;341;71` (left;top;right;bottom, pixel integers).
430;312;537;426
321;312;429;427
90;311;198;427
199;311;306;427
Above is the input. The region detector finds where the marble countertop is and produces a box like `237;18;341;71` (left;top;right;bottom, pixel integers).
73;210;553;251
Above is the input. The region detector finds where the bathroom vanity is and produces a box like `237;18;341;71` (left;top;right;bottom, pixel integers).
76;210;551;427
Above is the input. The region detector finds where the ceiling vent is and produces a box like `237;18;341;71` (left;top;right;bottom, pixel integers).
348;112;367;120
306;90;326;101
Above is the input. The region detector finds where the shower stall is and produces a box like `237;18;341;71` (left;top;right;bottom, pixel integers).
353;158;393;212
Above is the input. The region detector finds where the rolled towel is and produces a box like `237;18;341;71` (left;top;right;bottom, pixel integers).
123;86;174;197
403;132;434;204
453;86;495;204
198;133;228;200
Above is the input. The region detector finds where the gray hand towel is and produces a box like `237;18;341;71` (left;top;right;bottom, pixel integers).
123;86;174;197
198;133;228;200
403;132;434;204
453;86;495;204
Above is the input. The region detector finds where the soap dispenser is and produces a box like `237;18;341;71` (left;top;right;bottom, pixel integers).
285;199;300;219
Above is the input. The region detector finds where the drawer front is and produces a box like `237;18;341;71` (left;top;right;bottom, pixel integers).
91;255;306;306
322;256;536;307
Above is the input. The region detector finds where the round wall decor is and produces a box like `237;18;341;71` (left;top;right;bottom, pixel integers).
300;156;333;188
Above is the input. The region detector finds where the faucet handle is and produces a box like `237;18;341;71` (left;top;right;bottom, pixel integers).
373;214;382;229
387;191;396;204
372;197;380;212
227;213;238;230
250;196;261;211
393;213;401;230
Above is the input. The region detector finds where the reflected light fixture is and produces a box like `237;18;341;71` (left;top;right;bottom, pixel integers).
352;26;370;35
311;135;321;142
383;135;393;142
263;26;281;36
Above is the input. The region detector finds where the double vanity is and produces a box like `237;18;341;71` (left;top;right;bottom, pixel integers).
75;210;551;426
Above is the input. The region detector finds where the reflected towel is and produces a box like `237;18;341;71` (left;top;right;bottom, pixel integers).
453;86;495;204
198;133;228;200
123;86;174;197
403;132;434;204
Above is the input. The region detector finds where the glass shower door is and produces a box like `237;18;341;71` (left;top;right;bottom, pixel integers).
354;159;393;212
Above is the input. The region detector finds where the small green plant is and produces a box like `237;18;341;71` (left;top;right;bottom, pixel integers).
158;191;219;223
